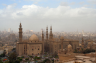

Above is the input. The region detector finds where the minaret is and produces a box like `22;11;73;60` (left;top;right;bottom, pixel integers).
46;26;48;40
19;23;22;42
49;26;53;39
42;30;44;54
42;30;44;41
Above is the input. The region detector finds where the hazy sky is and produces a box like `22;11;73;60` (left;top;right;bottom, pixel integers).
0;0;96;32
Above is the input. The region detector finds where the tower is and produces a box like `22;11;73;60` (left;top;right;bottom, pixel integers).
42;30;44;41
49;26;53;39
19;23;22;42
42;30;44;54
46;26;48;40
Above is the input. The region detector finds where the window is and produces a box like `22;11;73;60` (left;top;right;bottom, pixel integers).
24;50;25;54
32;49;34;51
32;53;33;55
35;41;36;42
38;53;39;55
31;41;32;42
38;48;39;50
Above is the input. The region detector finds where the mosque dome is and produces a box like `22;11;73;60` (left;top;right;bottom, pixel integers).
68;44;72;48
79;44;82;46
29;34;39;41
60;36;64;39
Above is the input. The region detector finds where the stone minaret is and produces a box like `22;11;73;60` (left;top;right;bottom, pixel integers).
46;26;48;40
42;30;44;41
82;37;84;48
49;26;53;39
19;23;22;42
42;30;44;54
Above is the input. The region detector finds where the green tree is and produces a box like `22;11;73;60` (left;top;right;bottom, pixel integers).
43;59;50;63
0;50;6;57
5;61;9;63
83;49;95;54
0;59;3;63
74;49;77;53
34;56;37;63
8;52;17;62
14;60;20;63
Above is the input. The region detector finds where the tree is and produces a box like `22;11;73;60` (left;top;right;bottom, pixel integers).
8;52;17;62
74;49;77;53
25;58;29;61
3;50;6;57
14;60;20;63
83;49;95;54
0;59;3;63
43;59;51;63
34;56;37;63
0;50;6;57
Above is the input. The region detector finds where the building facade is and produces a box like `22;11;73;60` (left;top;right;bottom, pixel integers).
44;26;79;55
16;23;44;56
16;23;79;56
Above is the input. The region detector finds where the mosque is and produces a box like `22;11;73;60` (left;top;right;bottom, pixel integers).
16;23;79;56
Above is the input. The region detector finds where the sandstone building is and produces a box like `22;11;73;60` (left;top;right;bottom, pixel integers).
16;23;44;56
16;23;79;56
44;26;79;55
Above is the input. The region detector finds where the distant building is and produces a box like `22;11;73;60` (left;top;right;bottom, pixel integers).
16;23;44;56
16;23;79;56
44;26;79;55
8;28;11;32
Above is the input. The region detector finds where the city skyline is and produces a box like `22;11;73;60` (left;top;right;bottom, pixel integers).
0;0;96;32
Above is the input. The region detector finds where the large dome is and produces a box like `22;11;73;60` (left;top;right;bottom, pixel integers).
79;44;82;46
68;44;72;48
29;34;39;41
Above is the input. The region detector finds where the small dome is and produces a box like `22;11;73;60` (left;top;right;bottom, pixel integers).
29;34;39;41
79;44;82;46
68;44;72;48
60;36;64;39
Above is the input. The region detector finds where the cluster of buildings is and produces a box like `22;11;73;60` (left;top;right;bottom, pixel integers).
0;44;15;55
16;23;79;56
16;23;96;63
0;23;96;63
